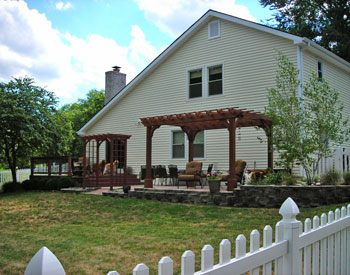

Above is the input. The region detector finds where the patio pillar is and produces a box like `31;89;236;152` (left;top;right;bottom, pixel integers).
267;127;274;170
67;156;72;176
82;140;88;189
183;129;199;162
145;126;160;188
109;139;114;191
227;118;237;191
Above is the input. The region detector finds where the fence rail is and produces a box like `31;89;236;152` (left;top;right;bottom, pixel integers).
24;197;350;275
0;169;31;184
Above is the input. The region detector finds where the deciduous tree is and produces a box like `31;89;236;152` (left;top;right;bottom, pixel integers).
260;0;350;62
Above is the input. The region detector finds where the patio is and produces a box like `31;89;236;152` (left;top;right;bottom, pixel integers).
140;107;273;190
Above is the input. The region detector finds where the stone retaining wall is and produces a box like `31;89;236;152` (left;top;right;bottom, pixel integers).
103;185;350;208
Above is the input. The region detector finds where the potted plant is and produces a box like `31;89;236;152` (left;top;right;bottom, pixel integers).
207;171;221;193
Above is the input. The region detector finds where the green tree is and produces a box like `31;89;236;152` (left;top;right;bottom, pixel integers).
265;54;349;184
0;77;70;183
260;0;350;62
60;89;105;156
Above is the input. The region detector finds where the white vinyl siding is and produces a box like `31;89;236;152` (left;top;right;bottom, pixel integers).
85;18;300;174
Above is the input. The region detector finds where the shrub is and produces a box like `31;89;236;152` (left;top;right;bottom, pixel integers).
320;169;342;185
263;172;285;185
343;172;350;185
22;177;76;191
282;174;297;186
2;181;24;193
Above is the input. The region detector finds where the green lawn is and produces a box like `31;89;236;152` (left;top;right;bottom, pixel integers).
0;192;347;274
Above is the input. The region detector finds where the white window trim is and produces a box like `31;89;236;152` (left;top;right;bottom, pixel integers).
187;67;204;100
208;20;220;39
206;63;224;97
169;128;206;160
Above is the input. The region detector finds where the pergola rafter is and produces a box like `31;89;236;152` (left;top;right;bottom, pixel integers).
141;107;273;190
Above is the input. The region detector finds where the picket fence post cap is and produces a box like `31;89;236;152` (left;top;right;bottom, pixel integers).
24;246;65;275
107;271;120;275
279;197;299;222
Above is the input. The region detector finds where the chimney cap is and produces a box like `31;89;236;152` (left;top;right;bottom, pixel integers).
112;66;121;71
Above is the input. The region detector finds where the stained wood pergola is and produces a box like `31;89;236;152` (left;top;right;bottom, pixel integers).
81;133;131;190
140;107;273;191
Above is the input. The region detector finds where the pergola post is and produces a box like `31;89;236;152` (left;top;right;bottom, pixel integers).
183;128;199;187
96;140;101;187
109;139;114;191
228;118;237;191
145;126;159;188
124;139;127;186
267;126;274;170
82;140;87;189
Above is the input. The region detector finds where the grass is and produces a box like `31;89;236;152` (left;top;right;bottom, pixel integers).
0;192;347;274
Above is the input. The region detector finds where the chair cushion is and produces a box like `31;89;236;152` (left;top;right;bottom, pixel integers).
185;161;202;174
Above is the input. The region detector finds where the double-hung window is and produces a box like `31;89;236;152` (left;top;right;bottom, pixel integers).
172;131;185;159
194;131;204;158
189;69;202;99
171;130;204;159
208;65;222;96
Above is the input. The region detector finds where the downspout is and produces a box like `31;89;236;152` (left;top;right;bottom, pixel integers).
297;45;305;177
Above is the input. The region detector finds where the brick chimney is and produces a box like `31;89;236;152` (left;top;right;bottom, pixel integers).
105;66;126;104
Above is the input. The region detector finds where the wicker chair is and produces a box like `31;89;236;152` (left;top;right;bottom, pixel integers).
178;161;203;188
220;160;247;184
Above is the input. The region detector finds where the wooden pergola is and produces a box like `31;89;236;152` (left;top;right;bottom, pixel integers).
81;133;131;190
140;107;273;191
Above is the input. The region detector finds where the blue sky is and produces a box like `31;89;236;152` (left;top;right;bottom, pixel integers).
0;0;274;106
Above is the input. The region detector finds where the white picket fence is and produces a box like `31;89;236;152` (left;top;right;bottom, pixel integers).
0;168;30;184
24;197;350;275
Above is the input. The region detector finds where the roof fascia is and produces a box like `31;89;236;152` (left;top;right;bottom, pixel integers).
300;38;350;73
77;11;213;135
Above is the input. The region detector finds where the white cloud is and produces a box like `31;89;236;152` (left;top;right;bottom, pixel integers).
133;0;256;37
56;1;72;11
0;0;159;102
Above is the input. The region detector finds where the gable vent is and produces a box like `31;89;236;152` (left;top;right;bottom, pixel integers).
208;20;220;39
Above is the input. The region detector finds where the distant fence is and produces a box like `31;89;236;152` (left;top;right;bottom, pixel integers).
24;197;350;275
301;147;350;178
0;169;31;184
31;156;73;176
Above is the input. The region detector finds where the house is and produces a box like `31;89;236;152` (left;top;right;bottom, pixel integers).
77;10;350;186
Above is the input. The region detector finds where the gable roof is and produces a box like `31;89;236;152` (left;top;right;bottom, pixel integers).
78;9;350;135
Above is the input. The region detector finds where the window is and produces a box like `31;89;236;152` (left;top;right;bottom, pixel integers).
318;61;323;79
194;131;204;158
172;131;185;159
171;130;205;159
189;69;202;98
208;20;220;39
208;65;223;96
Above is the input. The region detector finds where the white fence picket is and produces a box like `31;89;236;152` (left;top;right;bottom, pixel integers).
328;211;334;275
304;218;312;275
263;225;272;275
320;213;328;275
158;256;173;275
347;205;350;275
133;263;149;275
250;230;260;275
341;207;347;275
312;216;320;275
219;239;231;265
274;221;283;275
181;250;194;275
201;245;214;272
107;271;119;275
335;209;341;275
